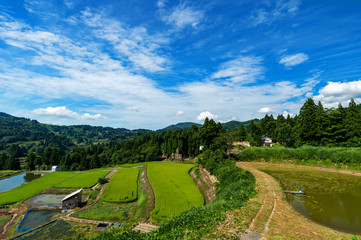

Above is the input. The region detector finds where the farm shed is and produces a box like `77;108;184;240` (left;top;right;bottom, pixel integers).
51;166;60;172
62;188;82;210
260;135;273;146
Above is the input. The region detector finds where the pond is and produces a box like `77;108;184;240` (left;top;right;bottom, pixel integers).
0;173;43;193
256;165;361;235
17;209;61;232
27;194;68;207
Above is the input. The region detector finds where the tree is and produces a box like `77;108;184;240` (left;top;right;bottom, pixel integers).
27;152;37;170
237;124;247;141
298;98;318;145
345;99;361;140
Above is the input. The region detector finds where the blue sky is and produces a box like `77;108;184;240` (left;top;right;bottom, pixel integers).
1;0;361;129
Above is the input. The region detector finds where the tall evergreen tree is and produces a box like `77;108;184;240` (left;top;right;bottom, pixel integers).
298;98;318;145
345;99;361;140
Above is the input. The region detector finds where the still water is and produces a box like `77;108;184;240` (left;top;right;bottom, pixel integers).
17;209;60;232
0;173;43;193
257;166;361;234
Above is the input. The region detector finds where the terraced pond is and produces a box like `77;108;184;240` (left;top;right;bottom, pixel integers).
0;173;43;193
256;165;361;234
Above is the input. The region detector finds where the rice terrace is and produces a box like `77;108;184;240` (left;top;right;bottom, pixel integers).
2;0;361;239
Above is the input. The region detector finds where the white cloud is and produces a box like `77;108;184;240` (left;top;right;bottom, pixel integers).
157;0;167;8
258;107;274;114
279;53;309;67
249;0;301;26
211;56;264;84
314;80;361;108
176;110;185;116
197;111;218;121
33;106;79;119
282;111;294;118
161;3;204;29
32;106;106;120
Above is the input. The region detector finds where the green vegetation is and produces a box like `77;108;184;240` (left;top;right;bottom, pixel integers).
54;169;109;189
238;145;361;169
75;201;136;222
102;168;139;203
20;220;99;240
0;215;11;228
147;162;204;222
0;171;76;205
82;150;255;239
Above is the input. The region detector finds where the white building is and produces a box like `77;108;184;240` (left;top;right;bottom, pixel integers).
51;166;60;172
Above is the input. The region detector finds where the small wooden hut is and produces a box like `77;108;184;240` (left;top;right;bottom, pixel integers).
62;188;82;210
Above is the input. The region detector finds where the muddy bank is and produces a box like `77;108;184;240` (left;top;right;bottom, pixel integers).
189;166;217;204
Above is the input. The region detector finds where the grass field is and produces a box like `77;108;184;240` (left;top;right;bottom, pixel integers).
147;162;204;222
75;201;136;222
101;168;139;203
0;172;77;205
54;169;109;189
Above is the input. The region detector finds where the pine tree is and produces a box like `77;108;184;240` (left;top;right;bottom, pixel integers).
345;99;361;140
298;98;318;145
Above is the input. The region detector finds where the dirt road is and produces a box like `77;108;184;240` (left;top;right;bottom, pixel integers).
237;162;354;239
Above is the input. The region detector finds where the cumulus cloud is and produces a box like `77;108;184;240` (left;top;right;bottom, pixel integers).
32;106;106;120
282;111;294;118
258;107;274;114
212;56;264;84
197;111;218;121
279;53;309;67
161;3;204;29
314;80;361;107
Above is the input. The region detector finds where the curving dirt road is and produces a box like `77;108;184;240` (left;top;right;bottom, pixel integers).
237;162;354;240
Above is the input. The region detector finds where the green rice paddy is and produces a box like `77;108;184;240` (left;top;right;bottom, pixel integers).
54;169;109;189
0;172;77;205
101;168;139;203
147;162;204;222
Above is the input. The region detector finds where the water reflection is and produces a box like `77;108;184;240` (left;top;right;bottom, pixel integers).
0;173;43;193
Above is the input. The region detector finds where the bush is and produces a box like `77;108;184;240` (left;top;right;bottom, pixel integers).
98;177;108;185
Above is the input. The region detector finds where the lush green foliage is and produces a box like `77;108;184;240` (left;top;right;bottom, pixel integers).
83;151;255;239
101;168;139;203
54;169;109;189
147;162;204;222
0;171;76;205
75;201;136;222
246;98;361;147
0;112;149;170
239;145;361;167
59;132;162;171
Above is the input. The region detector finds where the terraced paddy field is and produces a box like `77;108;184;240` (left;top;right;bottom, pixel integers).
101;168;139;203
147;162;204;222
0;172;77;205
54;169;109;189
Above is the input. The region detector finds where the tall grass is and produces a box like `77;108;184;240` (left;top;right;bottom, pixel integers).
238;145;361;168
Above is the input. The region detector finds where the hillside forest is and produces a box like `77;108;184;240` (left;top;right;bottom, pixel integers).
1;98;361;171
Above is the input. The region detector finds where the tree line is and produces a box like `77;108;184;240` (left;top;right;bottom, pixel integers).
246;98;361;147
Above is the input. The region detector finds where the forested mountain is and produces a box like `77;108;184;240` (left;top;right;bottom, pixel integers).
0;112;149;161
158;122;201;131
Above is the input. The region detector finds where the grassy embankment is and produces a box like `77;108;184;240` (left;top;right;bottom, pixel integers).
147;162;204;223
54;169;109;189
238;145;361;169
0;172;77;205
0;215;11;228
